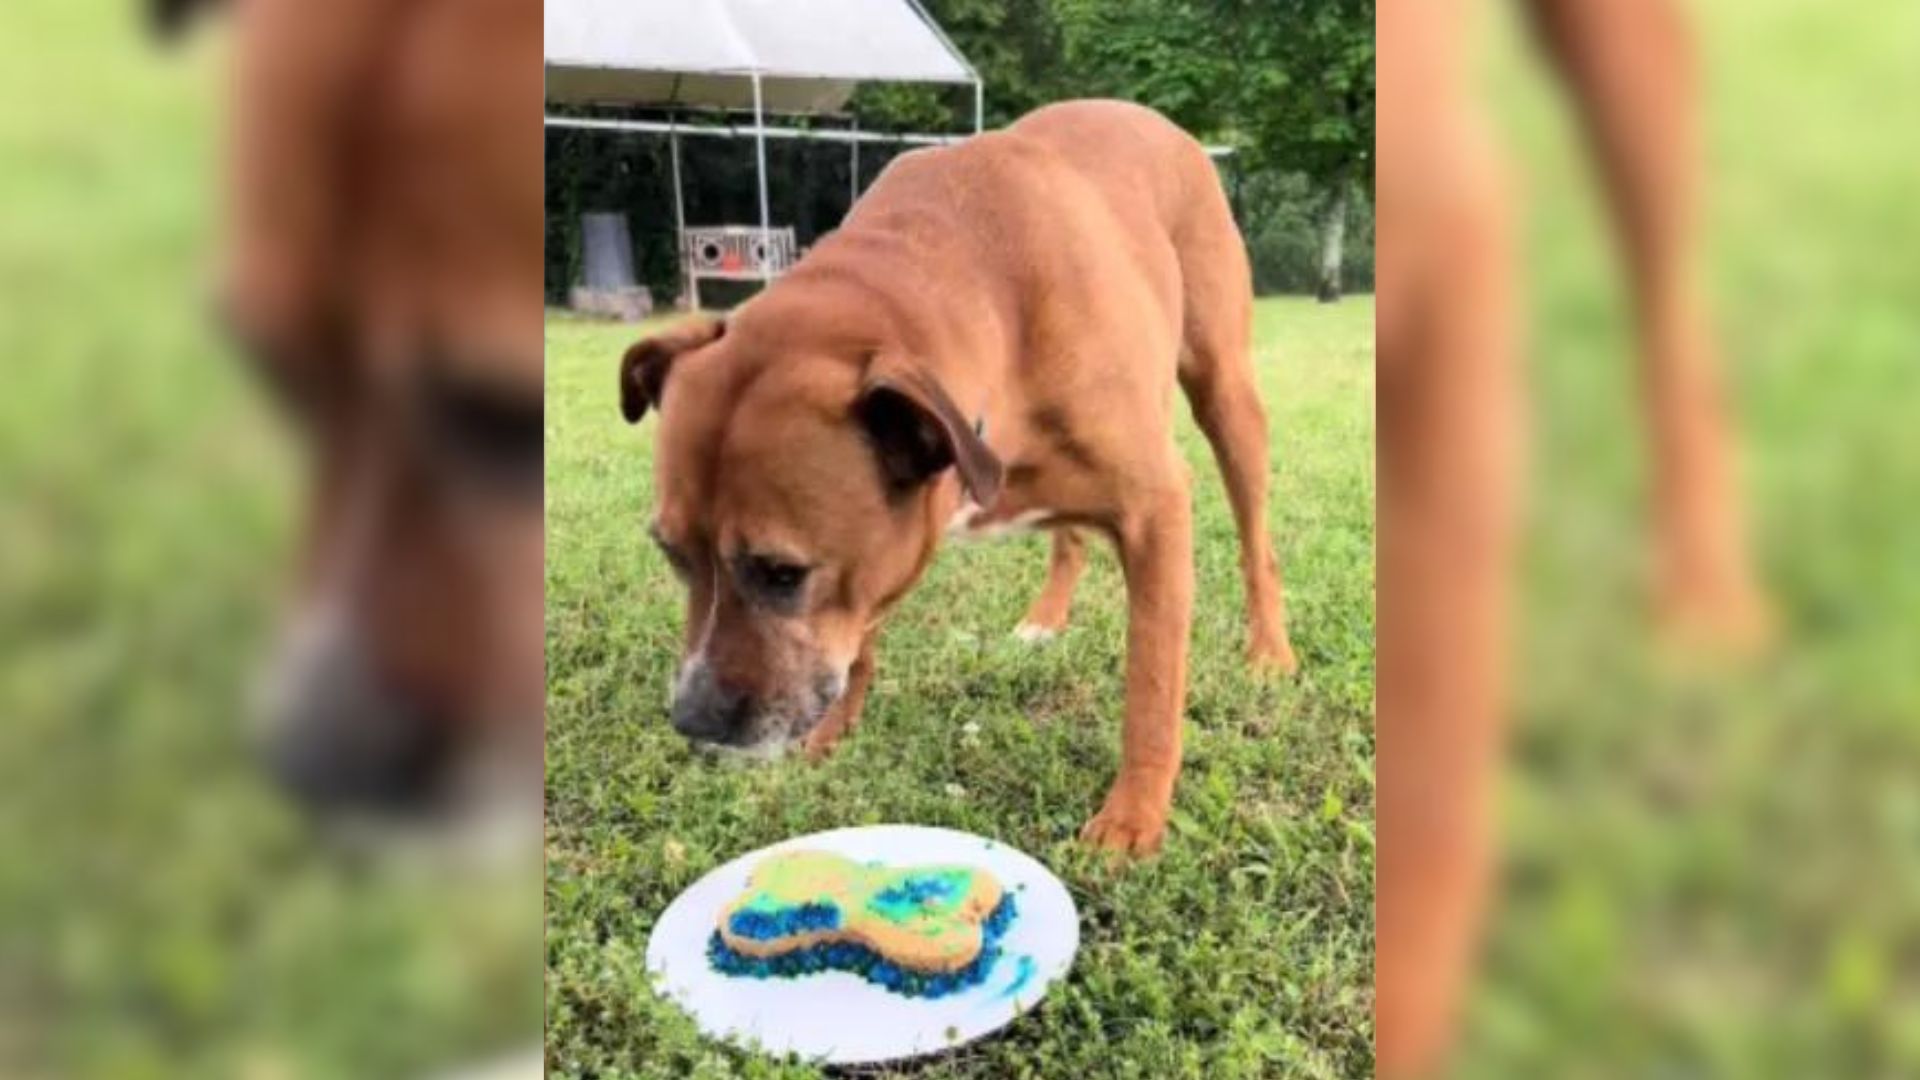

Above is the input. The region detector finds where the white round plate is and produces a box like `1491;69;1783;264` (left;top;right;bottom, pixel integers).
644;824;1079;1066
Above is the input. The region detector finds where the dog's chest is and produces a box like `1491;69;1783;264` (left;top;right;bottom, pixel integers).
946;498;1054;541
945;420;1061;540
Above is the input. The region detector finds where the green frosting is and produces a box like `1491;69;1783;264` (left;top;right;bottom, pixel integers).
728;852;995;950
865;868;977;928
733;851;859;915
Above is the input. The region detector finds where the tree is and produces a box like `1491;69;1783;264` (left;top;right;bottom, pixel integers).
1230;1;1373;302
1056;0;1374;301
854;0;1071;130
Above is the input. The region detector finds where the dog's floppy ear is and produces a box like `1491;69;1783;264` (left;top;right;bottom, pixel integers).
619;316;725;424
149;0;220;42
855;356;1002;506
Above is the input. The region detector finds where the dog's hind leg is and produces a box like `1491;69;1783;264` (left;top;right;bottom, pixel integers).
1525;0;1771;650
1179;356;1296;675
1171;160;1298;675
1014;528;1088;642
1176;282;1299;674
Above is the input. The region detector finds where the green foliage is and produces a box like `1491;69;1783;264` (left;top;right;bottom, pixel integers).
1019;0;1374;205
1053;0;1232;133
1233;168;1375;295
545;298;1377;1077
855;0;1069;129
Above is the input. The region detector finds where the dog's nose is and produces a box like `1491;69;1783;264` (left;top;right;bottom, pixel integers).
670;666;752;744
258;616;451;814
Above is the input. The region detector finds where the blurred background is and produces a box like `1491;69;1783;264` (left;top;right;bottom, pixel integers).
0;3;540;1077
1456;0;1920;1073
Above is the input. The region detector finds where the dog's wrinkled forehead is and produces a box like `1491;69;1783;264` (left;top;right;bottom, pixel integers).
654;356;884;545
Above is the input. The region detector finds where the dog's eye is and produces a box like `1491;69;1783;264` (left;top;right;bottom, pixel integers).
739;556;811;600
231;340;347;427
422;377;543;490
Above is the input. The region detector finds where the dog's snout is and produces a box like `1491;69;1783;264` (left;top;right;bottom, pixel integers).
259;617;450;814
670;665;753;744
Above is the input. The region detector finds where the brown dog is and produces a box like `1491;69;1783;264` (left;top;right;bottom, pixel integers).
165;0;545;816
621;100;1298;855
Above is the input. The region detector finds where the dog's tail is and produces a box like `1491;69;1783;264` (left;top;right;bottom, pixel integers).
149;0;221;43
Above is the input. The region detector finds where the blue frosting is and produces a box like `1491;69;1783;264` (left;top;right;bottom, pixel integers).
726;902;842;940
871;875;957;908
708;893;1019;999
982;891;1016;938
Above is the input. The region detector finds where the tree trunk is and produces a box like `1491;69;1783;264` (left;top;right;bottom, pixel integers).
1315;173;1351;304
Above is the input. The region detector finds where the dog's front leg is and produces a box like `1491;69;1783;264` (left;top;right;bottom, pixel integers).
803;636;877;761
1080;483;1194;856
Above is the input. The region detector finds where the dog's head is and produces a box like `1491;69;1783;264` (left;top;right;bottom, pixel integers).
198;0;545;819
251;341;544;816
621;315;1001;755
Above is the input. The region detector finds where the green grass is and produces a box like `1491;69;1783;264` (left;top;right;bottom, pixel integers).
544;296;1376;1078
1459;0;1920;1074
0;5;539;1077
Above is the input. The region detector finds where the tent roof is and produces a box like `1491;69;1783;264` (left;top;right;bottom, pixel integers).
545;0;978;113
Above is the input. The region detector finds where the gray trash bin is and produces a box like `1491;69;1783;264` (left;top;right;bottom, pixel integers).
570;212;652;320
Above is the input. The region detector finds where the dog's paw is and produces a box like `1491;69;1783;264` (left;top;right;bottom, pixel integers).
1011;621;1059;644
1248;636;1299;678
1078;798;1167;857
802;720;853;762
1657;583;1778;659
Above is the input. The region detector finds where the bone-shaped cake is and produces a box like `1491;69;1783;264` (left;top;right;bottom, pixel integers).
706;850;1017;998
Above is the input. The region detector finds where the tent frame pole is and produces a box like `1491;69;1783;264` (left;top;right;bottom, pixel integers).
546;114;968;148
849;116;860;207
669;111;693;309
973;80;984;133
751;71;772;283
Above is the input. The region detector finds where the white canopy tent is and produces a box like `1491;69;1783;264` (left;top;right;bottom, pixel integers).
545;0;983;298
